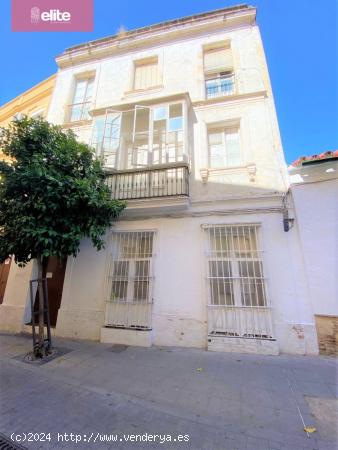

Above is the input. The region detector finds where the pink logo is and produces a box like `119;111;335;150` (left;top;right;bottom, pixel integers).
30;7;40;24
12;0;93;32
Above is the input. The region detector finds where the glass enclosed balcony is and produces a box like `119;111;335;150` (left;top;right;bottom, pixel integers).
91;100;190;201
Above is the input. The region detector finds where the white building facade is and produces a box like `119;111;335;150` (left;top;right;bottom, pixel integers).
289;153;338;355
0;5;321;355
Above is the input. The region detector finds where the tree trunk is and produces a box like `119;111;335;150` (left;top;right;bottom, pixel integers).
37;255;45;356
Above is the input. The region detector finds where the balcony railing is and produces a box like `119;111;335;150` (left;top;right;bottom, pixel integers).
105;163;189;200
205;74;235;99
65;102;91;123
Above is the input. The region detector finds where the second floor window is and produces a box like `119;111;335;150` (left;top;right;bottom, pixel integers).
208;127;241;168
205;72;234;99
133;58;160;90
70;78;94;122
92;101;186;169
204;44;234;99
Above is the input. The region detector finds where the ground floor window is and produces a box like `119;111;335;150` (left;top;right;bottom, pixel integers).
204;224;274;339
105;231;155;330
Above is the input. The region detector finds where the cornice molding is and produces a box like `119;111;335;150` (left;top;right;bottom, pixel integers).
56;7;256;69
0;76;56;122
192;90;268;109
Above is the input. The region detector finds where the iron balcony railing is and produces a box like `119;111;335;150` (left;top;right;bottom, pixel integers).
205;73;235;99
105;163;189;200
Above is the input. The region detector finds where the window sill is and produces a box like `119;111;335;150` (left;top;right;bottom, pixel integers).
205;93;236;102
193;90;267;107
123;85;164;98
63;119;92;128
200;163;257;183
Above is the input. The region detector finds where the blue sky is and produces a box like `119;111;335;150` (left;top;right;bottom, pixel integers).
1;0;337;163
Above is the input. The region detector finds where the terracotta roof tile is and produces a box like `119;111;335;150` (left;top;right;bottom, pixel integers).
290;150;338;167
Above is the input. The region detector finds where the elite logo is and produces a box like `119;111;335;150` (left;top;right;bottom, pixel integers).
12;0;93;32
30;6;40;24
30;7;72;24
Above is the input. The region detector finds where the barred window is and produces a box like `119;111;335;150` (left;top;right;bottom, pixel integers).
203;42;234;99
205;225;267;308
204;224;273;340
105;231;155;330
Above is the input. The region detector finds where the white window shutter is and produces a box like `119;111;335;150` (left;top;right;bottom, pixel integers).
204;47;233;74
134;61;159;90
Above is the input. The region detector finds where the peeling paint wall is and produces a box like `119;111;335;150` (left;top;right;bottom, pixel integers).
315;315;338;356
54;212;318;355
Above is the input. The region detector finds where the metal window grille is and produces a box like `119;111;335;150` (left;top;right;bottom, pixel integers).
205;73;235;99
105;231;155;330
204;224;274;340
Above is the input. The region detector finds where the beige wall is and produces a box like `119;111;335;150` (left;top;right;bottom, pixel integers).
0;74;56;126
0;74;56;161
315;315;338;355
47;22;288;198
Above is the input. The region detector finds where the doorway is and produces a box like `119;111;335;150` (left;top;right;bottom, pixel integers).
0;258;11;304
33;257;67;327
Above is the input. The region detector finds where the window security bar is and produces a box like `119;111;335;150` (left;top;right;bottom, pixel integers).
205;73;235;99
105;231;155;330
205;225;274;340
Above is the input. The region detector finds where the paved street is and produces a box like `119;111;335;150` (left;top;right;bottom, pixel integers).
0;333;337;450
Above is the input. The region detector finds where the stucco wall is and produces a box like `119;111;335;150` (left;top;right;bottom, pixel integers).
0;261;36;332
1;10;314;357
291;178;338;317
55;211;318;355
0;75;56;127
47;24;287;198
48;27;267;121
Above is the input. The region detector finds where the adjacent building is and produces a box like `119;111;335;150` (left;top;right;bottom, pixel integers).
289;151;338;355
0;74;56;127
0;75;56;307
0;5;325;355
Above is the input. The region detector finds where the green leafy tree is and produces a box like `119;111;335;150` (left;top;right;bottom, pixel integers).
0;117;125;356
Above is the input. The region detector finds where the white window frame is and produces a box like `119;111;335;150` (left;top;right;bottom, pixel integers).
69;77;94;122
205;71;235;99
151;101;185;166
208;125;241;169
204;224;274;340
203;41;234;100
105;231;156;330
133;57;160;91
94;100;187;170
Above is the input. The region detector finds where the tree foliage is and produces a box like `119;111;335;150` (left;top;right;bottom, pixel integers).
0;117;125;266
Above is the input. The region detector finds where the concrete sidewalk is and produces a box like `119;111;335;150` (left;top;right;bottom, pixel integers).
0;333;337;450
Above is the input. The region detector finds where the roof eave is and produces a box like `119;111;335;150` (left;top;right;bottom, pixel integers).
55;6;256;69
